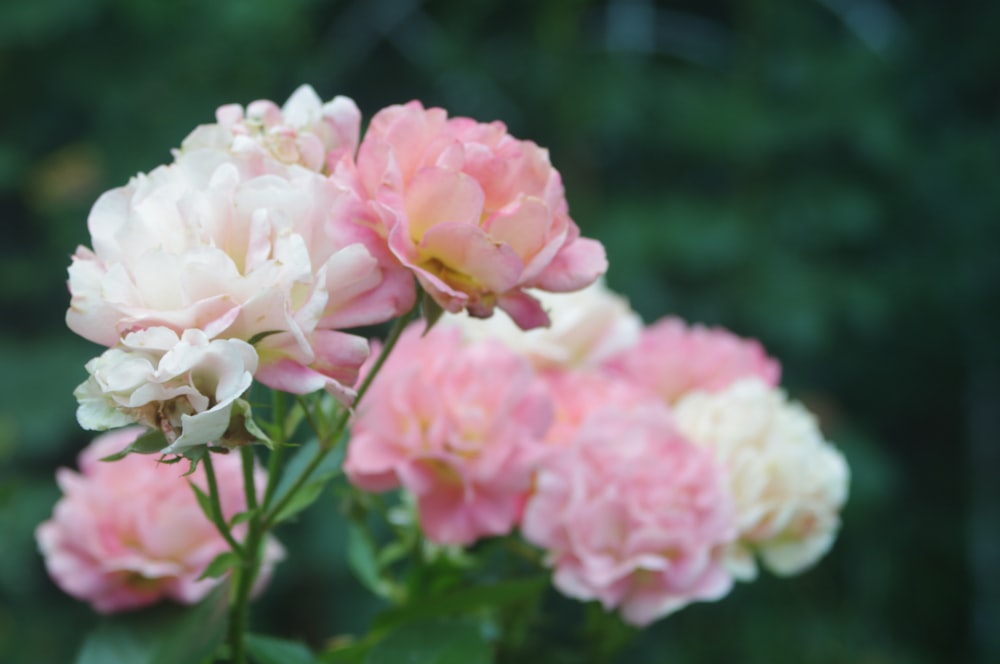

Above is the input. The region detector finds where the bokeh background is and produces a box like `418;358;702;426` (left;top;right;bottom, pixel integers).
1;0;997;662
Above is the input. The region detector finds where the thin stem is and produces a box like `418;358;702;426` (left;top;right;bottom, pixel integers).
261;391;287;510
227;447;266;664
201;453;243;556
261;301;419;531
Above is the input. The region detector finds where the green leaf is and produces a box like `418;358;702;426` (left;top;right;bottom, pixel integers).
188;479;214;522
272;478;326;524
364;619;492;664
270;438;345;510
228;509;257;527
197;550;240;580
99;429;169;461
76;585;228;664
420;290;445;335
246;633;318;664
347;522;388;598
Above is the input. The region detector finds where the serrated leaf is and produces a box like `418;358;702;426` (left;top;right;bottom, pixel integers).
198;551;240;581
364;619;492;664
75;585;228;664
246;634;318;664
272;478;325;524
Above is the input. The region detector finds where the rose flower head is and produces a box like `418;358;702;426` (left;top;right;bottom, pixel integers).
603;317;781;404
674;378;850;579
345;323;553;545
522;404;737;627
66;142;416;404
353;101;607;329
447;279;642;371
74;327;257;454
181;84;361;173
36;428;283;614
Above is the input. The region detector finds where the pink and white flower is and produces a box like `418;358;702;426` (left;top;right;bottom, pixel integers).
180;84;361;174
345;324;553;545
66;146;414;402
35;428;283;613
352;101;607;329
603;317;780;404
674;378;850;579
522;404;737;626
74;327;257;453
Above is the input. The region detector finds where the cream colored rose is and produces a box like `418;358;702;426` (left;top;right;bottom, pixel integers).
447;280;641;370
674;378;849;579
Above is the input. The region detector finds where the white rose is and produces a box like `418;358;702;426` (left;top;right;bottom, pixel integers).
674;378;850;579
446;279;641;369
75;327;258;453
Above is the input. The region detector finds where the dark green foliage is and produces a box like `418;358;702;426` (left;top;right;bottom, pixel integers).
1;1;994;662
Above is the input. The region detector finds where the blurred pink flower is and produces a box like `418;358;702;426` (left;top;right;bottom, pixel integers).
522;404;737;627
353;101;606;329
66;146;415;403
603;317;780;404
35;428;283;614
345;324;553;545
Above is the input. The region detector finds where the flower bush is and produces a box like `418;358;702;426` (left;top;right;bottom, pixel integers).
38;84;849;664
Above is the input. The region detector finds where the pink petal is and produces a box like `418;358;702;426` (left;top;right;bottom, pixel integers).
405;168;485;240
529;237;608;293
497;290;551;330
418;223;523;294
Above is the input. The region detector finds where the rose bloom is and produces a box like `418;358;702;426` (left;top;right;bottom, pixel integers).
74;327;257;454
345;324;553;545
540;369;659;448
35;428;283;614
67;143;414;403
351;100;607;329
446;280;642;371
180;84;361;174
522;404;737;627
603;317;781;404
674;378;850;579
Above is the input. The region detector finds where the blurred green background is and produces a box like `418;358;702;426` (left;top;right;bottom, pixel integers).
1;0;997;662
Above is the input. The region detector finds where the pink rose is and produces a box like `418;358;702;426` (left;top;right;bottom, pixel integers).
35;428;283;614
540;369;658;447
603;317;780;404
353;101;607;329
345;324;553;545
522;404;737;626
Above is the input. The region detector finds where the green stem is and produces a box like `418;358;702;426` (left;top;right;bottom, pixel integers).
228;447;265;664
261;300;419;531
261;391;287;510
201;453;243;556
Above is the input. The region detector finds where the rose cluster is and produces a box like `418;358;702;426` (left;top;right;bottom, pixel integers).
345;281;849;626
66;85;607;454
